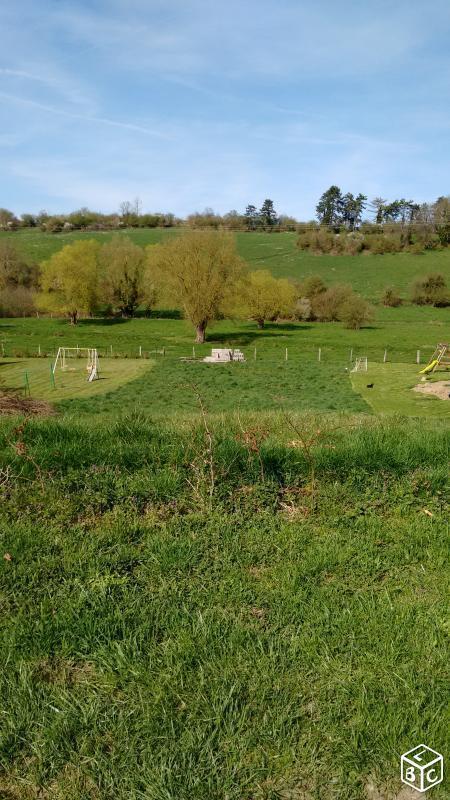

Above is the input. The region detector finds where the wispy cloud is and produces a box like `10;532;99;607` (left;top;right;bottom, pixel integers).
0;91;172;139
0;0;449;215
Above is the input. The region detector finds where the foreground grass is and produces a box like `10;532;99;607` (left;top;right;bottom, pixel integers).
0;414;448;799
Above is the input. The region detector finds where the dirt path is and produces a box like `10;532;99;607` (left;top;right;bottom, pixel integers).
413;380;450;401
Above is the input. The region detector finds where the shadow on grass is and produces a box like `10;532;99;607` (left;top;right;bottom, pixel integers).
76;317;130;328
207;323;311;346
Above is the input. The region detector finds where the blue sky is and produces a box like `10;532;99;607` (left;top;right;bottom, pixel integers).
1;0;449;218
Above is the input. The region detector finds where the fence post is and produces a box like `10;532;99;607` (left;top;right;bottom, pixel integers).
416;349;420;365
318;348;321;362
38;344;41;357
192;346;196;359
110;345;113;356
139;345;142;358
285;347;288;361
349;348;353;363
383;349;387;363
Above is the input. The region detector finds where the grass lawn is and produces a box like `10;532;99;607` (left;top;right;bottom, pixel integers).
0;357;153;402
2;228;450;301
0;235;449;798
351;363;450;417
1;314;449;416
0;416;448;799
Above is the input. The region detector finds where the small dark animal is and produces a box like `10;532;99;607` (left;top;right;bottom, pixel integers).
366;383;374;388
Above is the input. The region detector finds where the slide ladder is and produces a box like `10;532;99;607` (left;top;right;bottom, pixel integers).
419;343;450;375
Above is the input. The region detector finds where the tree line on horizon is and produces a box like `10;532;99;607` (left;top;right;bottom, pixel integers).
1;231;449;340
0;191;448;243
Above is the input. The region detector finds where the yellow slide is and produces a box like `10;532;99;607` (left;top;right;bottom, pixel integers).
419;359;438;375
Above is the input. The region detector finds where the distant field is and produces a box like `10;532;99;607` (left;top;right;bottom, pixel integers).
1;315;449;417
2;228;450;301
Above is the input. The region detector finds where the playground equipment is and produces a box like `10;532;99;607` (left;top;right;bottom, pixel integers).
203;348;245;363
419;343;450;375
351;357;368;373
53;347;99;381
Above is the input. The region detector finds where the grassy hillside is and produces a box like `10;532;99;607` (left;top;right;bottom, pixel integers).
2;228;450;301
0;414;448;799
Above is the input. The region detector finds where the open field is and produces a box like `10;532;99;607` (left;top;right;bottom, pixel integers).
0;414;448;799
2;228;450;301
0;357;152;402
0;237;449;798
1;314;449;416
352;363;450;417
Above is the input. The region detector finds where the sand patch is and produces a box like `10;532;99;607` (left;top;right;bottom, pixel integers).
413;380;450;401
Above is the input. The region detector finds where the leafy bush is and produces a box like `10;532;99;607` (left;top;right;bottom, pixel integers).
382;287;402;307
0;286;37;317
338;294;373;329
412;273;450;307
312;284;354;321
293;297;312;321
298;275;327;299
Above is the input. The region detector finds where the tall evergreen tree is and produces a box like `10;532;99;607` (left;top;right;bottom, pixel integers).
341;193;367;230
259;199;278;228
244;204;260;231
316;186;343;227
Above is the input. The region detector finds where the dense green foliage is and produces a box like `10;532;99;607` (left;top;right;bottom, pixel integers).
1;229;450;305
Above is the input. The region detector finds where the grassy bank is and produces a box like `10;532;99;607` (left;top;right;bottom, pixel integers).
0;414;448;799
2;228;450;301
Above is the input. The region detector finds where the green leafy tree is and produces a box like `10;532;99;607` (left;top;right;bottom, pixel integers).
259;199;278;228
316;186;343;227
0;208;17;229
237;269;296;328
244;204;260;231
433;196;450;245
147;231;245;342
341;193;367;230
0;241;38;289
39;240;100;324
100;236;146;316
370;197;387;224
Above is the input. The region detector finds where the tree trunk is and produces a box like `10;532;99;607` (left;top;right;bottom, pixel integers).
257;318;265;329
69;311;78;325
195;321;207;343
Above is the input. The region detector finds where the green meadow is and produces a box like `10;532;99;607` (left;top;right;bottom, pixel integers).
2;227;450;300
0;233;449;799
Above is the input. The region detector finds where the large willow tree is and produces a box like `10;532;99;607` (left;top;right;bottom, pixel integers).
147;230;245;342
39;240;100;324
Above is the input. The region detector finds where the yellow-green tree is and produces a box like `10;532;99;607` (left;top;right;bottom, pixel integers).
39;240;100;324
100;236;145;317
238;269;296;328
147;231;245;342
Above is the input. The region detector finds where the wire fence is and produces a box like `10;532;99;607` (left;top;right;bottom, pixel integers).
0;342;440;366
